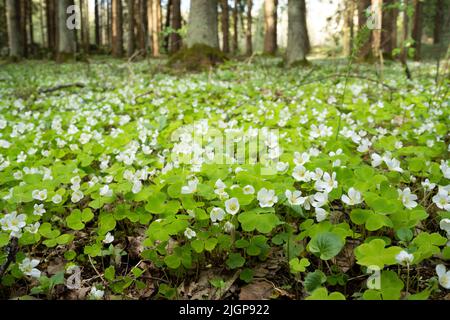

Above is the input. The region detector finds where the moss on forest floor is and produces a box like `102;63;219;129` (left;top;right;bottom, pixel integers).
168;44;228;71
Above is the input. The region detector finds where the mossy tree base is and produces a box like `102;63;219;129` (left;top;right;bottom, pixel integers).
7;56;22;63
285;58;311;68
168;44;227;72
56;52;76;63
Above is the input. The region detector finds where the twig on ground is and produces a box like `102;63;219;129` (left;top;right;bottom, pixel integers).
38;83;86;94
88;255;106;284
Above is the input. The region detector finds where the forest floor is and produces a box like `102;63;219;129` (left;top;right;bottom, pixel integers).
0;57;449;300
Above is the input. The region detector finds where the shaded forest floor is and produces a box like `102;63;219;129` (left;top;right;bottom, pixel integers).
0;57;449;300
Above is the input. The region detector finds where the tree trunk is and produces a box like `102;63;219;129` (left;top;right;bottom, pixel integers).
151;0;161;56
56;0;76;61
107;0;112;49
136;0;146;54
163;0;171;52
20;0;28;57
28;0;33;46
412;0;423;61
400;0;410;61
0;0;6;50
286;0;308;66
127;0;135;56
100;1;104;46
147;0;153;53
381;0;398;59
111;0;123;56
80;0;90;53
6;0;24;58
39;0;46;47
246;0;252;55
371;0;382;59
232;0;239;53
101;1;106;47
357;0;372;60
46;0;56;52
263;0;277;55
95;0;101;46
434;0;444;44
220;0;230;53
300;0;310;54
169;0;181;53
186;0;219;49
343;0;355;56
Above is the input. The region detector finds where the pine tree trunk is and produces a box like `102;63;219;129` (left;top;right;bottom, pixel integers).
371;0;382;59
300;0;310;54
56;0;76;61
400;0;410;61
111;0;123;56
343;0;355;57
100;0;105;46
107;0;112;49
6;0;24;58
147;0;153;53
186;0;219;49
127;0;135;56
169;0;181;53
220;0;230;53
20;0;28;57
46;0;56;53
95;0;101;47
151;0;161;56
101;1;106;47
136;0;145;54
286;0;307;66
39;0;46;47
412;0;423;61
28;0;33;47
263;0;277;55
163;0;171;52
381;0;398;59
0;0;6;50
232;0;239;53
80;0;90;53
246;0;252;55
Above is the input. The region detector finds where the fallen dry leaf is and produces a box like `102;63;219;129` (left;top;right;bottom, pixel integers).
239;281;274;300
334;239;359;273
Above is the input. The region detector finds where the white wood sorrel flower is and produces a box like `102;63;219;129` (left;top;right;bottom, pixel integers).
436;264;450;289
397;188;418;210
225;198;240;215
257;188;278;208
19;258;41;278
210;207;226;222
341;188;363;206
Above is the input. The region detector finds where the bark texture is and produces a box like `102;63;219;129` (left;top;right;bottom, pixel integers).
112;0;123;57
220;0;230;53
263;0;277;54
169;0;182;53
186;0;219;49
6;0;24;58
286;0;308;66
56;0;76;61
